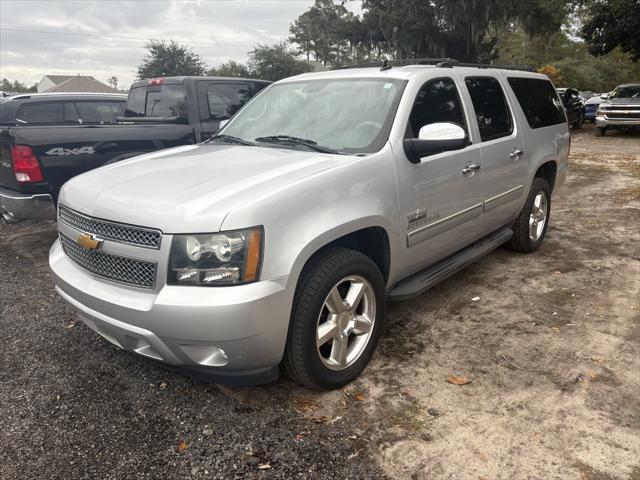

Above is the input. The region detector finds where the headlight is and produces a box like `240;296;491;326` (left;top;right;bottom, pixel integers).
168;227;263;286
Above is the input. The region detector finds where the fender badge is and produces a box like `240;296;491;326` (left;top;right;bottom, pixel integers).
77;233;103;251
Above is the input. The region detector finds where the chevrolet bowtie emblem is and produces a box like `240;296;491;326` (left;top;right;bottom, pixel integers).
77;233;103;251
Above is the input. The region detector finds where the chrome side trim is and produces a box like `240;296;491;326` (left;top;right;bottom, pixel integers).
407;203;483;247
483;185;524;212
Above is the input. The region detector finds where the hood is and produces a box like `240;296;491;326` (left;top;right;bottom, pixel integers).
59;143;349;233
605;97;640;106
585;97;602;105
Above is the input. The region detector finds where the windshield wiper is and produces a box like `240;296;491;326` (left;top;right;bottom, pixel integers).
254;135;342;154
207;134;255;146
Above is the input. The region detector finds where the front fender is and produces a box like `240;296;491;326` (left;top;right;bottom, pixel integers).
220;149;400;282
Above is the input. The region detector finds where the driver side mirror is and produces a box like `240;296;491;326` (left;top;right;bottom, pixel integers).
403;123;468;164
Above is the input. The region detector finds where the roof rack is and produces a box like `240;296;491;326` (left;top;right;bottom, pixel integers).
333;58;535;73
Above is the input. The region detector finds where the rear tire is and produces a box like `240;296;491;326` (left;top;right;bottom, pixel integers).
505;177;551;253
283;247;385;389
595;127;606;137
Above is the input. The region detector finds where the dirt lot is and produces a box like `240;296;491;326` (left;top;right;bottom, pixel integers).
1;125;639;480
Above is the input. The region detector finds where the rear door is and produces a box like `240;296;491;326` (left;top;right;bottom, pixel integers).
460;74;527;231
196;81;256;141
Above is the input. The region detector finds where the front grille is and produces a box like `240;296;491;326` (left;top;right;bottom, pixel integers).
605;112;640;120
60;234;157;288
58;205;162;249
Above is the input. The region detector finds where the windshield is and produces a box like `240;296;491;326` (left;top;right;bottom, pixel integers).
219;78;406;154
125;84;187;118
610;85;640;99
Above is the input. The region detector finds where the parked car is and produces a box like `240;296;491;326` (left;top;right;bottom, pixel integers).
595;83;640;136
584;94;603;122
556;87;585;128
0;92;127;125
0;77;269;222
50;62;569;388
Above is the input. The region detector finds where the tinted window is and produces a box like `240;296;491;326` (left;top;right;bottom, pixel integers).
125;84;187;118
75;101;124;124
207;83;254;120
508;77;566;129
17;102;64;124
407;78;466;138
465;77;512;141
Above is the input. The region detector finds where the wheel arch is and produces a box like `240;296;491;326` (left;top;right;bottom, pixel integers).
290;220;392;287
534;160;558;192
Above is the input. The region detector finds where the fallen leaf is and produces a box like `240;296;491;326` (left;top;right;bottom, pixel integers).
294;434;304;442
354;393;365;401
159;382;167;390
447;375;471;385
65;321;77;329
178;440;188;453
258;463;271;470
311;415;330;423
292;397;317;413
471;296;480;302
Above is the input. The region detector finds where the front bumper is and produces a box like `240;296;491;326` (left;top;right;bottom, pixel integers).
49;239;297;384
595;115;640;128
0;186;55;222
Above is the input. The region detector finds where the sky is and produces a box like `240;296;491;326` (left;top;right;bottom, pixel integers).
0;0;359;90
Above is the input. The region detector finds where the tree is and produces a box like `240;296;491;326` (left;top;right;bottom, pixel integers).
581;0;640;60
538;65;564;85
1;78;37;93
107;76;118;89
247;43;314;81
208;61;252;78
137;40;206;79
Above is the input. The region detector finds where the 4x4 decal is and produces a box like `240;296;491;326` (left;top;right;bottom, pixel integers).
45;146;95;156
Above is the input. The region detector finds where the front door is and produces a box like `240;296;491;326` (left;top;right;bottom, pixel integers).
395;77;486;278
462;75;527;231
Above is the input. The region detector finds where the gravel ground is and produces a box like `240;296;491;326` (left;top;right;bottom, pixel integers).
1;124;639;479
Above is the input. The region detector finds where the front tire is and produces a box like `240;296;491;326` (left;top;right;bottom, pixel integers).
505;177;551;253
283;248;385;389
595;126;606;137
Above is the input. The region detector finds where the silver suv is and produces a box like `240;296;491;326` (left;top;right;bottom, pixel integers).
50;62;569;388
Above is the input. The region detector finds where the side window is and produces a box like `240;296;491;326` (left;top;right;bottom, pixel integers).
75;102;124;124
465;77;513;142
207;83;254;120
407;78;466;138
507;77;566;129
16;102;64;124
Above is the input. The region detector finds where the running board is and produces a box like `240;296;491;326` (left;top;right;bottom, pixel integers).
388;227;513;301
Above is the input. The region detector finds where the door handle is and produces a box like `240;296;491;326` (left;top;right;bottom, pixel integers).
509;149;524;161
462;163;481;176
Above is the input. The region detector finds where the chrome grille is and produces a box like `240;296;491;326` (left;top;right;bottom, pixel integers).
58;205;162;249
60;234;157;288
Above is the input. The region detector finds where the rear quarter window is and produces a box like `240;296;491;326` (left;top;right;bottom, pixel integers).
507;77;566;129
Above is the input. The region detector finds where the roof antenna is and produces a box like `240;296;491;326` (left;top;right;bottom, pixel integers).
380;59;392;71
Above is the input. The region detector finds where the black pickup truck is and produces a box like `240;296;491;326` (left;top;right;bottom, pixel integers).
0;76;269;222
